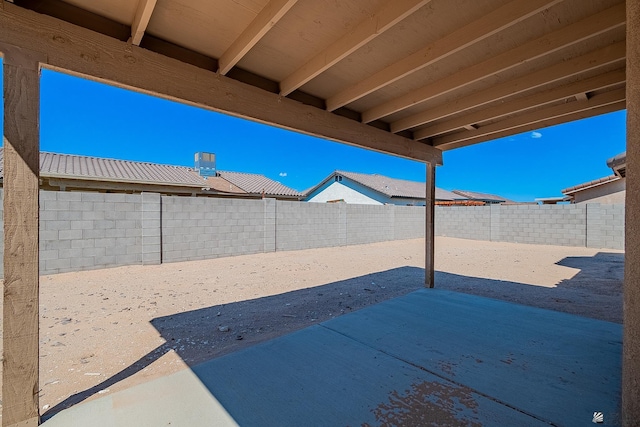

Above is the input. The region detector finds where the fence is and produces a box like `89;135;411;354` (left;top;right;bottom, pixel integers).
0;190;624;276
434;204;624;250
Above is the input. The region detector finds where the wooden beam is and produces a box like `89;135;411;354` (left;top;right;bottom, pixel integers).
326;0;562;111
392;41;625;133
575;92;589;101
434;89;626;150
416;69;625;140
131;0;157;46
278;0;430;96
362;3;625;123
0;3;442;165
425;162;435;288
623;0;640;423
436;101;625;151
218;0;298;75
1;42;43;427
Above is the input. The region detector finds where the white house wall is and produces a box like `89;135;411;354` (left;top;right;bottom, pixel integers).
307;181;384;205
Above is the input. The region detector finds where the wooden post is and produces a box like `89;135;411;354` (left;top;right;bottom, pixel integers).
623;0;640;424
425;162;435;288
1;43;42;427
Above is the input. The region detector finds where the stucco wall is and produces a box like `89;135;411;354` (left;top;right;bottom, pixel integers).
573;178;626;204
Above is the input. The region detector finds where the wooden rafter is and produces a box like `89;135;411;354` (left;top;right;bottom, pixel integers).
436;101;625;150
393;41;626;134
416;69;625;139
278;0;431;96
131;0;157;46
362;3;625;123
218;0;298;75
325;0;563;112
0;3;442;165
433;88;626;149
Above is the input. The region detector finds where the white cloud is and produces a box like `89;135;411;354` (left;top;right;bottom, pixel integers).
279;172;287;177
530;131;542;139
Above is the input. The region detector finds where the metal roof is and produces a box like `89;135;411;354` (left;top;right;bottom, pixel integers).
218;171;303;197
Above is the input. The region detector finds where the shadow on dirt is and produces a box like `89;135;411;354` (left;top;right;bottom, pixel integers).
42;251;623;420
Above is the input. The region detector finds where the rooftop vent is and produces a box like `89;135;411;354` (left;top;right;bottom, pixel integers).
195;152;216;177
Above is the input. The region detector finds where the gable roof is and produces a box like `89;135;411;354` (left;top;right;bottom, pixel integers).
452;190;513;203
306;170;460;201
0;147;301;198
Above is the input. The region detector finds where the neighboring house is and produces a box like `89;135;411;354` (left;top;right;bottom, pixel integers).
0;147;303;200
451;190;514;205
562;152;626;204
304;170;462;206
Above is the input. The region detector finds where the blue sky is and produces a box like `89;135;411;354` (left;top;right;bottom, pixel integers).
0;63;627;202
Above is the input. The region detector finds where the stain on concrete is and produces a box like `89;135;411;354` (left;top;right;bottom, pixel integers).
363;380;482;427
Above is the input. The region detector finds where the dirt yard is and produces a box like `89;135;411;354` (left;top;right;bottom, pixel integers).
0;237;624;421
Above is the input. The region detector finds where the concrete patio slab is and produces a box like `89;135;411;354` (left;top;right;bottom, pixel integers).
42;289;622;427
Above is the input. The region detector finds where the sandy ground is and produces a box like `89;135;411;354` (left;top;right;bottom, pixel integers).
0;237;624;421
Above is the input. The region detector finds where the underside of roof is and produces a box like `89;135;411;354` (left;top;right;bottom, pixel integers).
0;0;626;163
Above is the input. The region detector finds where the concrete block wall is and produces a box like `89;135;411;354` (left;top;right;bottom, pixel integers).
276;201;346;251
435;203;624;249
142;192;162;265
435;206;491;241
0;188;626;277
497;204;587;247
394;205;425;240
39;191;143;274
597;204;625;250
161;196;266;263
346;204;394;245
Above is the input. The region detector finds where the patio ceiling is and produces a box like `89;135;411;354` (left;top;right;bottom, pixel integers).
1;0;627;161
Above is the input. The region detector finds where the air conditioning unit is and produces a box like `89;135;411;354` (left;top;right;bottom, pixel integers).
195;152;216;177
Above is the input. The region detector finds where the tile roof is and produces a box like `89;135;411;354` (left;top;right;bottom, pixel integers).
452;190;513;203
337;171;424;198
562;175;620;195
218;171;303;197
203;176;247;194
0;146;301;198
0;148;207;187
309;170;458;201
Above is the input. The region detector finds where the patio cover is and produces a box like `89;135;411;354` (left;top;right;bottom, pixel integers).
0;0;638;425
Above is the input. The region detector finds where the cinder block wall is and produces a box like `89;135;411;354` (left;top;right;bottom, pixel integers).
276;201;346;251
346;204;394;245
0;189;625;277
497;204;587;246
394;206;426;240
435;203;624;249
161;196;266;263
434;206;491;241
38;191;143;275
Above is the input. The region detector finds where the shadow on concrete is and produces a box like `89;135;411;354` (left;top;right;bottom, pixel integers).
434;251;624;324
42;266;424;420
42;251;624;420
